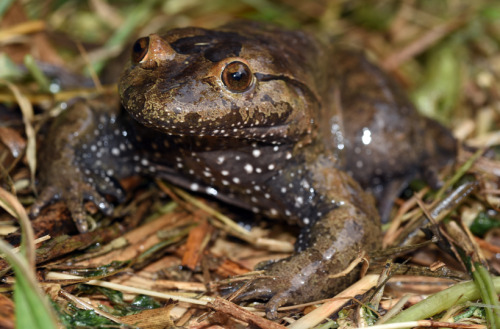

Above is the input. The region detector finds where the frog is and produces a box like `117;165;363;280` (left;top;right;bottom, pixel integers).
30;21;456;318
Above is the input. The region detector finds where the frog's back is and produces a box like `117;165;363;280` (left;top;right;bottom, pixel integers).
322;48;456;214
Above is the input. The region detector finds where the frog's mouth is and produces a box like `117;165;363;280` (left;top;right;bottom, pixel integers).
128;104;297;143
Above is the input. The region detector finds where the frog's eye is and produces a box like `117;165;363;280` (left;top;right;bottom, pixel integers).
221;61;254;92
132;37;150;64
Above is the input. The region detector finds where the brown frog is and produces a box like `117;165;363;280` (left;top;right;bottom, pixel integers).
31;21;456;318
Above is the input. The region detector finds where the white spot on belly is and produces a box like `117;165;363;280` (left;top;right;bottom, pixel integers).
244;163;253;174
206;187;217;196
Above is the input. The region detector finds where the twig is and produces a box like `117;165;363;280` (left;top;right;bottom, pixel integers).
208;297;287;329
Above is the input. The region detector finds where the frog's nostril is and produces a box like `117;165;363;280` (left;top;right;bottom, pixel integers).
131;34;176;69
132;37;150;64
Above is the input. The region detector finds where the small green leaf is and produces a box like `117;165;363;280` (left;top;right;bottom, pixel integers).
131;295;162;310
470;211;500;237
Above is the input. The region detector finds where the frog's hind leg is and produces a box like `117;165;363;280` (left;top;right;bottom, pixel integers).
233;170;381;319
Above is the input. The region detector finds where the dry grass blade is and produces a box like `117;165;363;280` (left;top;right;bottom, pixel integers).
0;80;36;191
328;251;367;279
209;297;287;329
375;294;411;325
119;303;178;328
287;274;380;329
0;85;116;104
165;182;251;237
0;187;35;270
160;182;294;252
60;289;124;325
0;20;45;42
353;320;486;328
45;272;212;305
382;16;467;71
7;235;50;254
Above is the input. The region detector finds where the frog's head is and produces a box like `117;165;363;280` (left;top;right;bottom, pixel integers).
118;23;321;143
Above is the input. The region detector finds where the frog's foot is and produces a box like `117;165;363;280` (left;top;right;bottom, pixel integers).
30;177;118;232
226;249;350;320
230;272;296;319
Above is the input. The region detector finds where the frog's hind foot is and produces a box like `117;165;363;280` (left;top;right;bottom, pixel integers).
221;274;293;320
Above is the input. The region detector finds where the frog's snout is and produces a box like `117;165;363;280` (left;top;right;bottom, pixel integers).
131;33;176;69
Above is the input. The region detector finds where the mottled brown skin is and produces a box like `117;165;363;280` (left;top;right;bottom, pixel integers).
31;21;456;318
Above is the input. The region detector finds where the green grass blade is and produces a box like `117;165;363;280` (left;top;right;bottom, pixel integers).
0;240;58;329
387;276;500;325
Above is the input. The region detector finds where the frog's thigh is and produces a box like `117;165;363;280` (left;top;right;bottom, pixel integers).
297;168;381;269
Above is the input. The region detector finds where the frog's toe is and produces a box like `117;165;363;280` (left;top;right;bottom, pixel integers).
233;278;274;301
83;187;114;217
65;197;88;232
30;185;61;218
231;276;292;319
71;183;115;231
265;292;291;320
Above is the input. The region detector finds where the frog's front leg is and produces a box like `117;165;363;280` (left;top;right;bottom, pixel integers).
234;169;381;319
30;96;135;232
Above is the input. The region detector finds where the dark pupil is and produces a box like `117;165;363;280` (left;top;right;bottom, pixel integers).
231;71;244;81
132;37;149;63
223;62;252;92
